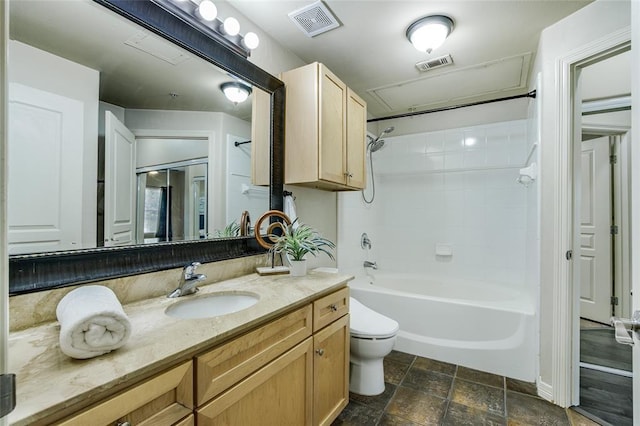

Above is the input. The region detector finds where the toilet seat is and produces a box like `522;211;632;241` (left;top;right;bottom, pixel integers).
349;297;399;339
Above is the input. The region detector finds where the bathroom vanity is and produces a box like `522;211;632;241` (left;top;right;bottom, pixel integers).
8;271;351;426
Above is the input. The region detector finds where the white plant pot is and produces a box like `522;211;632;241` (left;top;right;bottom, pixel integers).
289;259;308;277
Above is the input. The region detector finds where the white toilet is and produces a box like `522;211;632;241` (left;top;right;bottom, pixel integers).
349;297;399;396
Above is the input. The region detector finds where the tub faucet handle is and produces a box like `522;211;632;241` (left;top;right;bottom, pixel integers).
363;260;378;270
361;233;372;250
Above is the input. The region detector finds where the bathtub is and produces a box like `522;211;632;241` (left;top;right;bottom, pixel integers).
348;273;537;382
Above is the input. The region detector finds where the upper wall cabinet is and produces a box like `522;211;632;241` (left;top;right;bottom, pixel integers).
282;62;366;191
251;87;271;187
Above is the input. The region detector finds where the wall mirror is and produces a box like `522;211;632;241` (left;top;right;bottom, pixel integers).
8;0;285;294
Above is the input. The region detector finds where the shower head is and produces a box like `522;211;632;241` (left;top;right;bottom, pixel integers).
369;139;385;152
367;126;395;153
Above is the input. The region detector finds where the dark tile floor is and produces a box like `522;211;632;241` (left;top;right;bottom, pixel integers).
333;351;601;426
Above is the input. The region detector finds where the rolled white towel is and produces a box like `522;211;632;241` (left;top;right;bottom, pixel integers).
56;285;132;359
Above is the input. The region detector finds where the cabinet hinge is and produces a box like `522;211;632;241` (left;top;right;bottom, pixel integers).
610;154;617;164
0;374;16;418
611;296;619;306
611;225;619;235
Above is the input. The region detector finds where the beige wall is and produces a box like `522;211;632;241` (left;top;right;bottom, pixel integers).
530;0;630;391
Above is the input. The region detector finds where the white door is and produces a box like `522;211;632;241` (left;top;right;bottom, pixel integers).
579;136;612;324
7;83;84;254
104;111;136;246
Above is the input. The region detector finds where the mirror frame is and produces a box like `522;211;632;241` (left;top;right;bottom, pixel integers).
8;0;285;295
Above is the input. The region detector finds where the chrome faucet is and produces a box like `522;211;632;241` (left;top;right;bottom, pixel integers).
167;262;207;298
363;260;378;270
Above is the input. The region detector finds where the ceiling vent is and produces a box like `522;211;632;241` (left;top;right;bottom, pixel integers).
415;54;453;72
288;1;341;38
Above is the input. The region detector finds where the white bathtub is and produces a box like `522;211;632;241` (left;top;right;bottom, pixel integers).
349;273;537;382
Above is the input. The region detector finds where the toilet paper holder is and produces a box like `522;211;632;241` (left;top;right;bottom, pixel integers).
610;311;640;346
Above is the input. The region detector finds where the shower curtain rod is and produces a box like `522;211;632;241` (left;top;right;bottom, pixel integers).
367;90;537;123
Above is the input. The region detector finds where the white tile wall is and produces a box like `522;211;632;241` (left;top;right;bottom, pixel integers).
338;119;533;289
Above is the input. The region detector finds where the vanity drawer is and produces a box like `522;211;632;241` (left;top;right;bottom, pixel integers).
55;361;193;426
313;287;349;332
195;304;312;406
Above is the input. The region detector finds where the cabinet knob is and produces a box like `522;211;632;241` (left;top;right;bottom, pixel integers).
316;348;325;356
330;304;338;312
344;172;353;178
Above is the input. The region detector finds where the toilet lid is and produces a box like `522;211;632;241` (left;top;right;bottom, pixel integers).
349;297;399;339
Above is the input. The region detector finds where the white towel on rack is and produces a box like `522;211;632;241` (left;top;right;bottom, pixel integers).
283;194;299;229
56;285;132;359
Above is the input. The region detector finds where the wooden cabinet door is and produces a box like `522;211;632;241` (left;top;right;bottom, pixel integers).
56;361;193;426
313;314;350;426
197;338;314;425
251;87;271;186
346;89;367;189
318;64;347;185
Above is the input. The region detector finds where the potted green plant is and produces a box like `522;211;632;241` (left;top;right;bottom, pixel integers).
270;221;335;276
212;221;240;238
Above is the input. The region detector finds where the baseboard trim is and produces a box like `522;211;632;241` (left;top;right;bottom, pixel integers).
537;378;553;402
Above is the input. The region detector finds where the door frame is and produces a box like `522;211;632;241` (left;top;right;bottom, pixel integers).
0;1;8;423
550;27;630;408
132;129;217;233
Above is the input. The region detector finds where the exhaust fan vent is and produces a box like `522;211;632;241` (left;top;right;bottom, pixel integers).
415;54;454;72
288;1;341;38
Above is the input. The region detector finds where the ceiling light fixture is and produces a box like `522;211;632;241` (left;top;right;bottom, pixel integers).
406;15;454;54
220;82;252;104
152;0;260;57
242;32;260;50
197;0;217;21
222;17;240;36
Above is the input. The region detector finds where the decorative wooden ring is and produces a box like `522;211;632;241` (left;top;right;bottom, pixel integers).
254;210;292;249
240;210;251;236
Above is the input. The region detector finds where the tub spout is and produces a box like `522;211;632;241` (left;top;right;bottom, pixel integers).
363;260;378;270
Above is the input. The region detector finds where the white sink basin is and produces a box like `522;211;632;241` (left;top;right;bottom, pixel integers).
165;292;259;319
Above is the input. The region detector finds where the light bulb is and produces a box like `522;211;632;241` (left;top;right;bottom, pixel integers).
198;0;217;21
223;87;249;103
410;23;449;53
223;17;240;36
243;32;260;50
221;82;252;104
406;15;454;54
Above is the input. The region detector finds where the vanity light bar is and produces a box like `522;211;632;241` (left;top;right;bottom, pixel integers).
151;0;259;58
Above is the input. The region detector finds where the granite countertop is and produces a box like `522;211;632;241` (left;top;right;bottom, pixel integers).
8;270;353;425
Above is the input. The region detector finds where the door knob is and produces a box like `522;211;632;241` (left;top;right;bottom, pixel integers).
610;310;640;346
